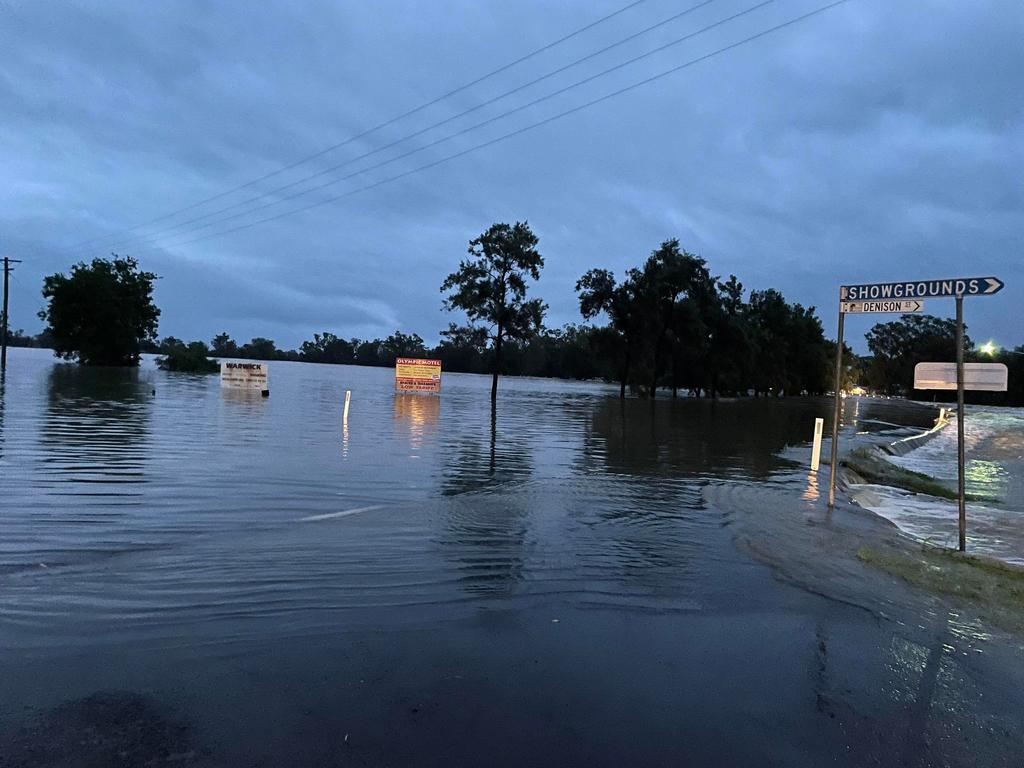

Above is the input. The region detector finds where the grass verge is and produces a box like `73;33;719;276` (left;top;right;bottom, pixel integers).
842;446;991;501
857;544;1024;633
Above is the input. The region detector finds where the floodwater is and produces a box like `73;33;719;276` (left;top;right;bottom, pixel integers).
876;406;1024;563
1;347;1022;767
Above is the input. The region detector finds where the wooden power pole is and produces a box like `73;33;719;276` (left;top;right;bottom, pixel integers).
1;257;23;372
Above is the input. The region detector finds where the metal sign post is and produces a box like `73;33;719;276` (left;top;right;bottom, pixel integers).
955;297;966;551
827;304;844;508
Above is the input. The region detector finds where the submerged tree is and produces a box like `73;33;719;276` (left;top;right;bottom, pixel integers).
157;338;219;373
441;221;546;402
577;268;643;398
39;255;160;366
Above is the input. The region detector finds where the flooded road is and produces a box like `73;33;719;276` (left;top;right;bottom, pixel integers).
1;348;1021;767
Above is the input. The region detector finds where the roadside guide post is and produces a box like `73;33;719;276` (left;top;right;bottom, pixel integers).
828;276;1004;555
810;417;824;471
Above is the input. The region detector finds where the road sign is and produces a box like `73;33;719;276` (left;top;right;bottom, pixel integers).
840;299;923;314
395;357;442;393
914;362;1008;392
829;274;1007;555
840;276;1002;302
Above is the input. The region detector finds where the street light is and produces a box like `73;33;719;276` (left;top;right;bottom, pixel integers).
980;341;1024;357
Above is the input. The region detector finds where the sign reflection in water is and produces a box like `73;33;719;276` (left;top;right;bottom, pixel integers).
394;393;441;453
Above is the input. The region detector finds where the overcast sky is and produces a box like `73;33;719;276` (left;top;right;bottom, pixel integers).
2;0;1021;351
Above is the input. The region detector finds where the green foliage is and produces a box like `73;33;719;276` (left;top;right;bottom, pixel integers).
980;345;1024;406
300;332;355;364
210;332;238;357
2;328;40;348
441;221;547;399
865;314;968;396
156;338;219;373
576;240;832;398
239;337;278;360
39;255;160;366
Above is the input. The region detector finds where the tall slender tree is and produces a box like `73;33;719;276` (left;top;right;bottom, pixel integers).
441;221;546;402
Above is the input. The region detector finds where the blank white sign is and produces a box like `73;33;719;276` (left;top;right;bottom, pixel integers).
914;362;1008;391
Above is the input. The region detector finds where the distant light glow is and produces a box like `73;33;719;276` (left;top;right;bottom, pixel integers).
980;341;997;356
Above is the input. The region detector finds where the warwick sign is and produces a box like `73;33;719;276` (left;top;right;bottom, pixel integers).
841;276;1003;301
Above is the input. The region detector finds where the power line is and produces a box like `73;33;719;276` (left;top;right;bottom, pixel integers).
101;0;772;254
70;0;648;251
151;0;852;253
84;0;723;254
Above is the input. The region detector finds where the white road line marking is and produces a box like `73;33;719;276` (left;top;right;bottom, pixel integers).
300;505;385;522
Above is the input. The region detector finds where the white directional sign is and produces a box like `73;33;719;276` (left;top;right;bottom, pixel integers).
840;299;923;314
914;362;1008;392
841;276;1003;301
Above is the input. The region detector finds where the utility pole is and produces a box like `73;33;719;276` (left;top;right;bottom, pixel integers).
1;257;23;372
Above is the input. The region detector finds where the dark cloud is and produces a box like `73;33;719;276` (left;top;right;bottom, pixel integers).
2;0;1021;350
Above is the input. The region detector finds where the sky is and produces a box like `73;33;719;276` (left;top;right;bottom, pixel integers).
1;0;1021;352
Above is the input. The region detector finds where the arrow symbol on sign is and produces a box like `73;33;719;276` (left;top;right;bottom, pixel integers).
910;300;922;311
984;277;1003;294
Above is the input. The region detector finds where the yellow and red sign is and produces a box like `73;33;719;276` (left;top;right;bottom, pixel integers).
395;357;442;393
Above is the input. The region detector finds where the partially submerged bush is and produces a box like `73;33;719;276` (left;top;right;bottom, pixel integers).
157;339;218;373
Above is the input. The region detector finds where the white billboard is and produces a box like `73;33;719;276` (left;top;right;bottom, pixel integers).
220;361;269;391
913;362;1008;392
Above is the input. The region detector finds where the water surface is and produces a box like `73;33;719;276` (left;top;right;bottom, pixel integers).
1;348;1021;767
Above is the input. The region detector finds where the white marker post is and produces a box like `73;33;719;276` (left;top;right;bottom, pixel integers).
810;418;824;471
343;390;351;422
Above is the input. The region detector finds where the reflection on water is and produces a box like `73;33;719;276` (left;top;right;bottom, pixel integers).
38;364;152;491
0;368;7;463
393;393;440;453
802;470;821;502
440;403;533;496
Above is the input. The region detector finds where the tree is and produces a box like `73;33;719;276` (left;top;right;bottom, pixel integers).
577;268;643;398
434;323;488;373
865;314;968;395
631;240;714;398
157;338;218;373
381;331;427;361
239;337;279;360
300;332;355;364
211;332;239;357
441;221;546;402
39;255;160;366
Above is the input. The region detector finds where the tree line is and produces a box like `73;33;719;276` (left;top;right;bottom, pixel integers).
21;224;1021;405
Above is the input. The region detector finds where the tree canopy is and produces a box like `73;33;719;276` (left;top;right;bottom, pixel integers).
578;241;832;398
39;255;159;366
865;314;969;396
